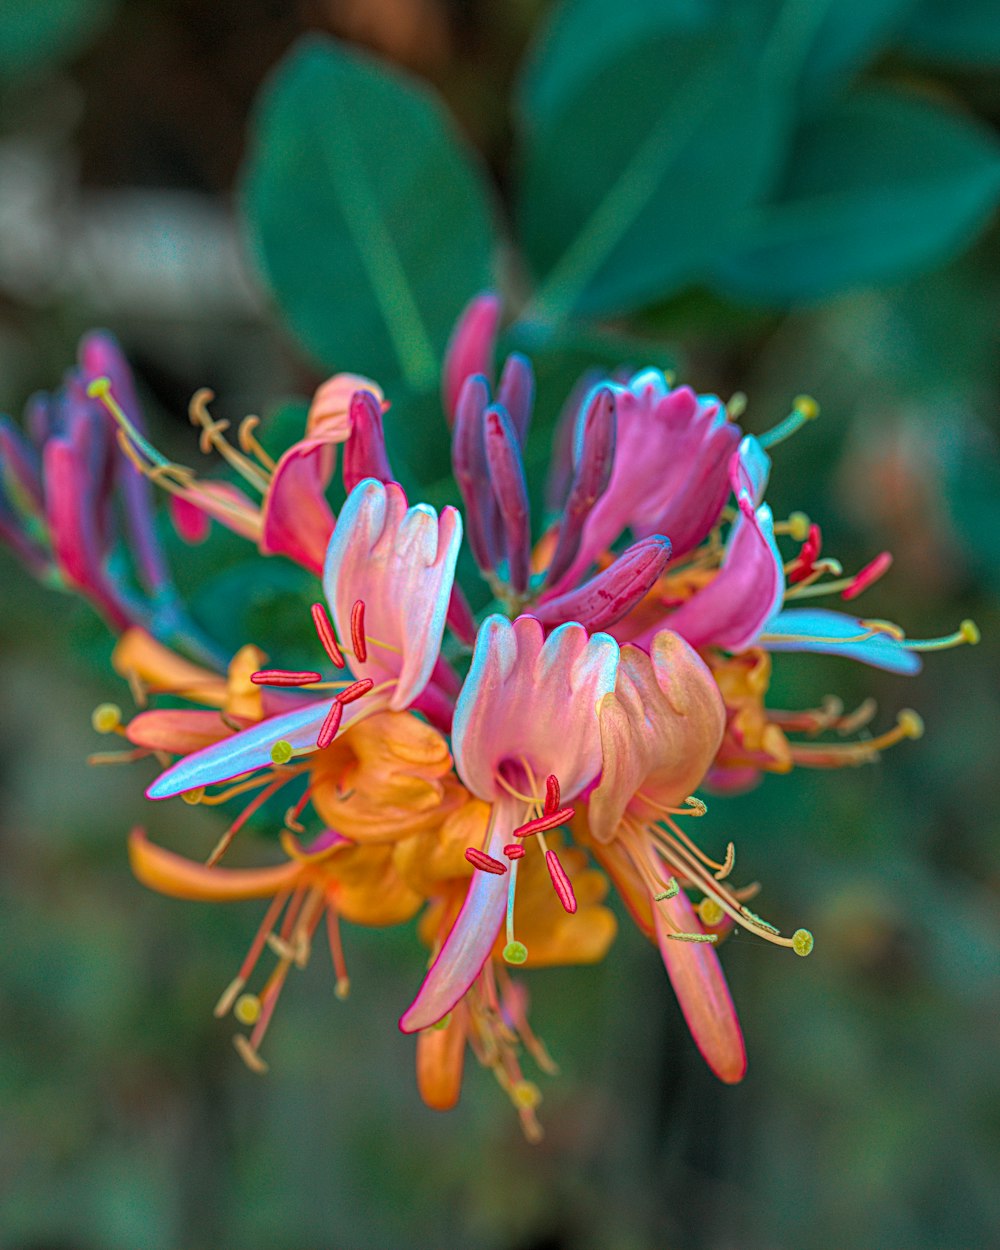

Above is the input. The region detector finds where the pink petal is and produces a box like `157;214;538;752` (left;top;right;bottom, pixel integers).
453;614;619;801
653;888;746;1084
322;479;462;710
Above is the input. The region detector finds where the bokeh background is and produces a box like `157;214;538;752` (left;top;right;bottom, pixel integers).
1;2;999;1248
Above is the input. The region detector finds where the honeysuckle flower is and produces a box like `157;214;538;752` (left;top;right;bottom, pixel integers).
145;478;461;799
24;302;973;1134
399;614;619;1033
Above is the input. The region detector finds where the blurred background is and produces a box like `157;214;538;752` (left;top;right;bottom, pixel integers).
1;2;999;1247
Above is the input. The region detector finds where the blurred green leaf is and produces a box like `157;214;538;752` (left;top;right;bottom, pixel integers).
241;35;496;389
517;0;712;129
791;0;916;108
0;0;115;79
712;87;1000;303
901;0;1000;64
515;8;786;321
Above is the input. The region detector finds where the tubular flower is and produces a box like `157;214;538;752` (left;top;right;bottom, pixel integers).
4;292;966;1137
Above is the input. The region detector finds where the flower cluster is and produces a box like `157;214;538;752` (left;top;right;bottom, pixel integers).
1;297;977;1138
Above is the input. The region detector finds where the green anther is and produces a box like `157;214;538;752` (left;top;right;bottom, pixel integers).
91;702;122;733
270;739;294;765
431;1013;452;1031
792;928;814;957
667;931;718;944
654;877;679;902
741;907;780;935
502;940;528;965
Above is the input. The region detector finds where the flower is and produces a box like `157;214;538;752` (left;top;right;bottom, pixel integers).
2;292;970;1135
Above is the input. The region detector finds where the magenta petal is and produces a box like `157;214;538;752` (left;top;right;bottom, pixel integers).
261;437;337;575
442;291;500;423
653;889;746;1084
399;822;509;1032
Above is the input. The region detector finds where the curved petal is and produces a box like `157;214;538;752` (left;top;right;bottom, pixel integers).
653;888;746;1084
452;614;620;801
323;479;462;710
129;828;301;901
125;708;246;753
759;607;922;674
442;291;500;423
146;697;370;799
399;800;517;1033
260;436;338;574
589;633;725;842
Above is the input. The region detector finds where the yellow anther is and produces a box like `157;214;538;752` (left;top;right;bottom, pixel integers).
666;931;718;944
181;786;206;806
86;377;111;400
787;511;811;541
503;940;528;965
698;897;725;927
512;1080;542;1110
234;993;261;1025
792;928;814;957
270;739;294;765
233;1034;269;1074
727;391;747;418
334;977;351;1001
897;709;924;740
683;796;707;817
793;394;819;420
91;702;122;733
960;619;980;645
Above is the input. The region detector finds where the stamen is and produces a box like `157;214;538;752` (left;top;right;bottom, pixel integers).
233;1034;269;1074
189;389;271;494
716;842;736;880
666;932;718;944
698;897;725;926
465;847;508;875
654;878;679;901
251;669;324;687
513;807;576;839
271;739;294;765
758;394;819;449
903;620;980;651
283;785;312;833
790;708;924;767
544;850;577;914
841;551;893;600
544;774;560;815
338;677;374;705
214;891;289;1017
351;599;367;662
91;702;123;733
237;415;277;471
205;774;294;866
316;700;344;750
310;602;346;668
503;843;525;860
326;908;351;999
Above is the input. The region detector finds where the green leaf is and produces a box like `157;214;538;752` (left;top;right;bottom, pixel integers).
515;9;787;321
791;0;917;108
0;0;115;79
518;0;713;129
712;87;1000;304
900;0;1000;64
241;35;496;390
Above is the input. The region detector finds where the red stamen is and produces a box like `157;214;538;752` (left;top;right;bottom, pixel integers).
284;785;312;831
503;843;526;860
251;669;323;687
337;677;373;705
206;774;290;866
465;847;508;875
311;602;345;668
788;523;822;583
545;850;577;914
351;599;367;662
513;806;576;839
544;774;560;815
237;892;289;985
325;907;350;998
842;551;893;601
316;699;344;749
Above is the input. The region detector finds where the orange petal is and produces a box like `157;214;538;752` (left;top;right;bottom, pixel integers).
125;709;246;753
416;1000;468;1111
128;828;300;901
113;629;227;706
